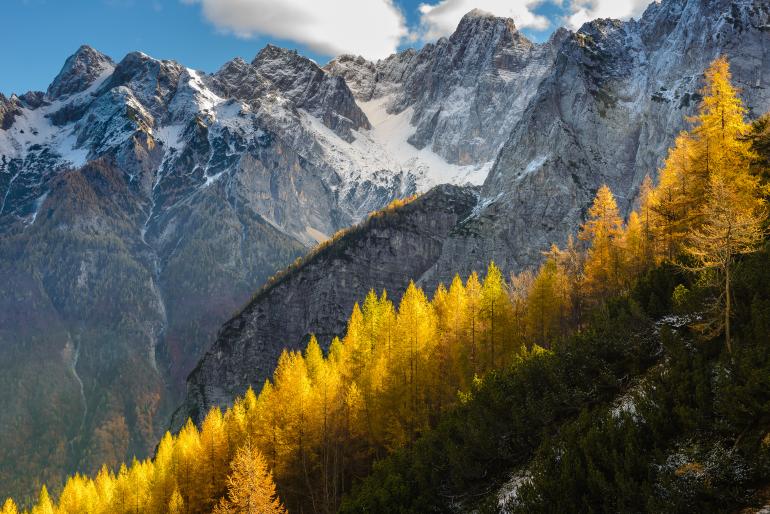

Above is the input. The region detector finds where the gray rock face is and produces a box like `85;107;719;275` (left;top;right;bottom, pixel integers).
173;184;478;426
251;45;371;141
427;0;770;283
0;94;22;130
47;45;115;99
325;10;565;165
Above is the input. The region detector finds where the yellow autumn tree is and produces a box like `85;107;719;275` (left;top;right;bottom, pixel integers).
634;174;657;266
464;272;483;375
31;486;54;514
174;419;203;512
481;262;514;369
168;488;185;514
525;255;570;348
692;56;754;178
213;442;287;514
509;268;534;346
580;185;625;301
649;132;703;259
1;499;18;514
669;56;767;352
685;175;765;352
645;56;759;265
200;407;230;510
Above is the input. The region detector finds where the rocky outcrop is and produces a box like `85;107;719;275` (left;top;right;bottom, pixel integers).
173;184;478;426
426;0;770;283
251;45;371;141
47;45;115;99
0;94;22;130
325;10;564;165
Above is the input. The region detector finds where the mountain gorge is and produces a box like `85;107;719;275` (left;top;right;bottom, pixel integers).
1;0;770;504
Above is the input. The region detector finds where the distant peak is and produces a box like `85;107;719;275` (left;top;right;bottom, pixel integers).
451;8;522;46
47;45;114;99
253;44;298;62
252;44;320;72
548;26;572;46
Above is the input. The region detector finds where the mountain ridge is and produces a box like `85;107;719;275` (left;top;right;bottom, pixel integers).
176;0;770;430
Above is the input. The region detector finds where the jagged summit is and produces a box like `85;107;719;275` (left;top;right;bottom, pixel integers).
251;43;303;65
452;7;520;41
47;44;114;99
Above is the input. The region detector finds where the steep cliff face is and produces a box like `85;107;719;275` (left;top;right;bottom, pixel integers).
174;184;478;426
326;10;565;166
427;0;770;284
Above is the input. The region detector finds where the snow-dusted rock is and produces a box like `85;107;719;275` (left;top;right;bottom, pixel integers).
326;10;565;166
426;0;770;284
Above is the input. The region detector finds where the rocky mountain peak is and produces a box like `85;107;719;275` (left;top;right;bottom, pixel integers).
250;43;371;140
102;51;185;119
464;7;496;19
452;8;521;44
548;26;573;43
47;45;114;99
0;93;22;130
251;44;304;67
211;57;271;102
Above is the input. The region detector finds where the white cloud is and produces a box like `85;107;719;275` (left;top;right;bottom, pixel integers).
565;0;654;30
416;0;550;41
184;0;407;60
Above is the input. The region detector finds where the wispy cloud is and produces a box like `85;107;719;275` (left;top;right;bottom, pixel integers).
565;0;655;30
182;0;407;60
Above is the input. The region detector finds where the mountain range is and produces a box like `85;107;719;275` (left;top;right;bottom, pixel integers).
1;0;769;501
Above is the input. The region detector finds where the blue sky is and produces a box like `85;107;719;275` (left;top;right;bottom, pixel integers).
1;0;652;96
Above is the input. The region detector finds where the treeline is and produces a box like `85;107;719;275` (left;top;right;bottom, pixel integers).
4;56;767;514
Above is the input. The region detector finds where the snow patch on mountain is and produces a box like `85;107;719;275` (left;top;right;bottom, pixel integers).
358;96;492;187
300;94;492;202
153;124;185;150
0;68;113;167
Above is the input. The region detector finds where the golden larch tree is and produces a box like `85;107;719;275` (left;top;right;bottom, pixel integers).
685;176;765;352
31;486;54;514
213;442;287;514
580;185;625;300
1;499;18;514
168;488;185;514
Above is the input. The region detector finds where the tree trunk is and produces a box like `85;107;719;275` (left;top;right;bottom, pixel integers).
725;264;732;354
